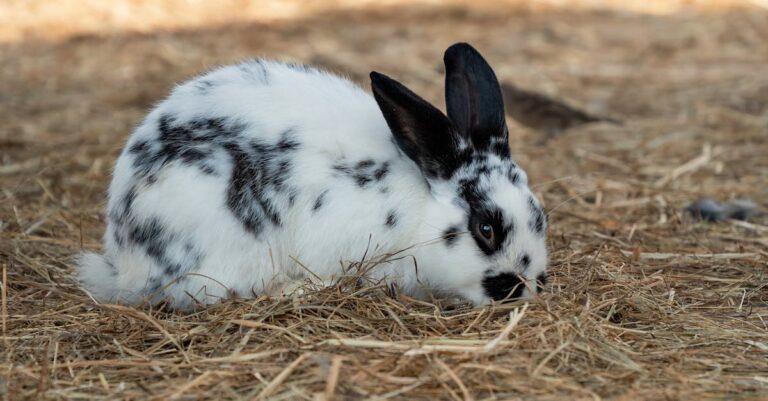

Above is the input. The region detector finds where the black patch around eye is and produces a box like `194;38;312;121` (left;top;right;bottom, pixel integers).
536;272;548;293
443;225;462;247
468;207;511;255
482;272;525;301
385;210;398;227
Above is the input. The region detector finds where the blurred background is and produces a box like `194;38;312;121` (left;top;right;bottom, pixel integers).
2;2;767;399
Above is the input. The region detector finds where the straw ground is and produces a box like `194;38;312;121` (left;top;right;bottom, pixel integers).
1;1;767;399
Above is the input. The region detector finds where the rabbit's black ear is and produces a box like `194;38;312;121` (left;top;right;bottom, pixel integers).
370;71;463;180
444;43;509;157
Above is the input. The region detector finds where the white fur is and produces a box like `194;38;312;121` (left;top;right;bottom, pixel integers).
78;59;548;309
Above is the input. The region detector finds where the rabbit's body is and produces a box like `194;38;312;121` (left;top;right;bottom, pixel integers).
79;44;549;310
81;61;431;309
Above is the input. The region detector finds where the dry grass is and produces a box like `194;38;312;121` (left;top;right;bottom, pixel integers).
1;1;767;400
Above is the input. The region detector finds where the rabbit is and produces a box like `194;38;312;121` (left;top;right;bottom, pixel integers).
77;42;549;310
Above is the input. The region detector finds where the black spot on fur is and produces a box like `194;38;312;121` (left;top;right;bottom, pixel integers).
373;162;390;180
130;114;247;179
482;272;525;301
225;145;280;232
129;218;172;274
128;217;164;252
458;176;481;204
520;254;531;269
528;197;546;236
356;159;375;169
108;185;138;248
223;129;301;236
119;186;137;221
385;210;397;227
312;190;328;212
332;163;351;174
129;140;150;155
355;174;372;187
333;158;392;189
443;225;462;247
200;164;217;176
536;272;548;293
508;169;520;185
125;217;201;280
275;128;300;151
194;79;215;94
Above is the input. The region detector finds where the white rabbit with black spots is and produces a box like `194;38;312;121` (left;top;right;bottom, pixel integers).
78;43;549;310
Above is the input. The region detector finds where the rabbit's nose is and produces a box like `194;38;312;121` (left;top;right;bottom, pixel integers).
482;272;525;301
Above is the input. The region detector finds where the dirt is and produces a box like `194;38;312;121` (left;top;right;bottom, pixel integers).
1;1;767;400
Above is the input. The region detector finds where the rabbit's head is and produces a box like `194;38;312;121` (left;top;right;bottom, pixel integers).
371;43;548;304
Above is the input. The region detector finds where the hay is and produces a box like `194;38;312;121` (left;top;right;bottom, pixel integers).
1;1;767;399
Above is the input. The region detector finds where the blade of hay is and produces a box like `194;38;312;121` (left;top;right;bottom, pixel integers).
169;371;217;400
230;319;309;344
435;357;473;401
532;340;572;376
364;379;427;401
620;250;758;260
324;355;343;401
482;303;528;352
256;353;309;400
102;304;191;363
196;349;289;364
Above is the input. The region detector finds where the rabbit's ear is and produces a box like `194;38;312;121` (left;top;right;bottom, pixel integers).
370;71;462;180
443;43;509;157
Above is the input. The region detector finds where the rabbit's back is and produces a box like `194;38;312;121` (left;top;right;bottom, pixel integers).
80;60;426;309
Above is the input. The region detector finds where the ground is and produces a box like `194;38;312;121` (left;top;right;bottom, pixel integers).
1;1;767;400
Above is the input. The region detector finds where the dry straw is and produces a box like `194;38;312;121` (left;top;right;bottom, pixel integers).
1;0;767;399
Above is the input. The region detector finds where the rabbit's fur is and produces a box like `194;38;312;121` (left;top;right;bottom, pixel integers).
78;43;549;310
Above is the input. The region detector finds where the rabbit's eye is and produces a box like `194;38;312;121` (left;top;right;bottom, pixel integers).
478;223;494;240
